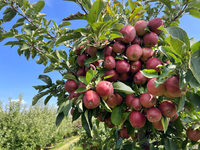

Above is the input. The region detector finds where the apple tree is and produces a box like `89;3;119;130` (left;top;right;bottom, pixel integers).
1;0;200;149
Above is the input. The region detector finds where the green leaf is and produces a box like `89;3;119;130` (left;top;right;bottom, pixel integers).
58;21;71;28
113;82;135;94
56;112;64;126
177;96;185;112
181;117;193;123
81;110;92;135
63;100;72;117
189;77;200;93
32;90;50;105
164;138;177;150
63;73;77;81
189;1;200;9
191;93;200;112
190;41;200;53
3;8;17;22
87;0;105;24
4;41;23;46
111;106;123;125
73;107;82;121
141;69;159;78
86;70;97;84
78;76;87;85
84;57;98;67
21;44;30;51
38;75;52;86
44;95;52;105
44;65;55;73
75;28;92;34
56;32;82;45
159;0;171;9
75;87;87;93
161;116;168;133
1;32;14;38
179;69;193;89
128;0;137;10
0;2;7;11
32;0;45;13
174;117;184;135
189;49;200;83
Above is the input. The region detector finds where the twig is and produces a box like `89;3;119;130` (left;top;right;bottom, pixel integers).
166;4;188;27
155;4;164;18
77;0;88;15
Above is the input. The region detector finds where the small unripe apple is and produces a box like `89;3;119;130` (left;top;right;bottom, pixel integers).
146;57;163;72
119;25;136;43
134;20;148;36
112;41;126;53
83;90;100;109
134;71;147;85
126;44;143;61
143;32;158;47
116;60;130;74
148;18;165;35
64;80;77;93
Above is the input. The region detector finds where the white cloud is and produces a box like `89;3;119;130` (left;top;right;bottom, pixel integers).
11;99;26;104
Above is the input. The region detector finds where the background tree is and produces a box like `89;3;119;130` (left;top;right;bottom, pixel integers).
1;0;200;149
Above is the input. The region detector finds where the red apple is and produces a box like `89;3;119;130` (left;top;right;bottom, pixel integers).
143;32;158;47
112;41;126;53
119;25;136;43
125;94;135;107
105;116;115;128
134;20;148;36
140;47;154;62
104;46;113;57
116;60;130;74
159;100;177;118
140;93;157;108
146;57;163;72
74;45;84;55
130;60;142;74
118;73;129;81
83;90;100;109
170;113;178;122
85;46;97;57
104;69;119;82
147;78;166;96
134;71;147;85
77;68;86;76
131;98;142;111
148;18;165;35
152;119;168;131
115;92;123;106
129;111;146;128
146;107;162;122
70;108;74;116
131;37;141;45
96;81;114;100
77;53;88;67
126;44;143;61
120;127;130;139
106;94;117;108
64;80;77;93
104;56;116;70
186;127;200;142
97;112;105;122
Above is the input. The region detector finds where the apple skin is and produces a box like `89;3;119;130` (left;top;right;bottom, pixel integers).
140;47;154;62
104;46;113;57
119;25;136;43
64;80;77;93
77;54;88;67
104;56;116;70
146;107;162;122
112;41;126;53
77;68;86;76
116;60;130;74
130;60;142;74
152;119;169;131
70;90;81;101
105;116;115;128
134;71;147;85
96;81;114;100
129;111;146;128
148;18;165;35
146;57;163;72
85;46;97;57
74;45;84;55
97;112;105;122
106;94;117;108
134;20;148;36
170;113;178;122
131;37;141;45
140;93;157;108
115;92;123;106
159;100;177;118
131;98;142;111
126;44;143;61
104;69;119;82
120;127;130;139
70;108;74;116
165;76;187;97
147;78;166;96
186;127;200;142
83;90;100;109
118;73;129;81
143;32;158;47
125;94;135;107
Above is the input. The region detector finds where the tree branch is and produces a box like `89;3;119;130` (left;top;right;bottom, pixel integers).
166;4;188;27
77;0;88;15
155;4;164;18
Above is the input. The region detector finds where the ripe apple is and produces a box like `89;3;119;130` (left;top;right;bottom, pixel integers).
165;76;187;97
140;47;154;62
77;53;88;67
116;60;130;74
146;107;162;122
143;32;158;47
119;25;136;43
125;94;135;107
97;112;105;122
126;44;143;61
146;57;163;72
83;90;100;109
148;18;165;35
105;116;115;128
131;37;141;45
96;81;114;100
112;41;126;53
104;69;119;82
106;94;117;108
85;46;97;57
104;46;113;57
131;98;142;111
74;45;84;55
134;71;147;85
70;90;81;101
130;60;142;74
186;127;200;142
159;100;177;118
152;119;168;131
129;111;146;128
134;20;148;36
140;93;157;108
70;108;74;116
77;68;86;76
114;92;123;106
147;78;166;96
120;127;130;139
118;73;129;81
104;56;116;70
64;80;77;93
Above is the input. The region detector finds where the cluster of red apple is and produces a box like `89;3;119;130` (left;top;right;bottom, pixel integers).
64;17;193;140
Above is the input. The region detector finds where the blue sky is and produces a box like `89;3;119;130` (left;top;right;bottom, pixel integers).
0;0;200;107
